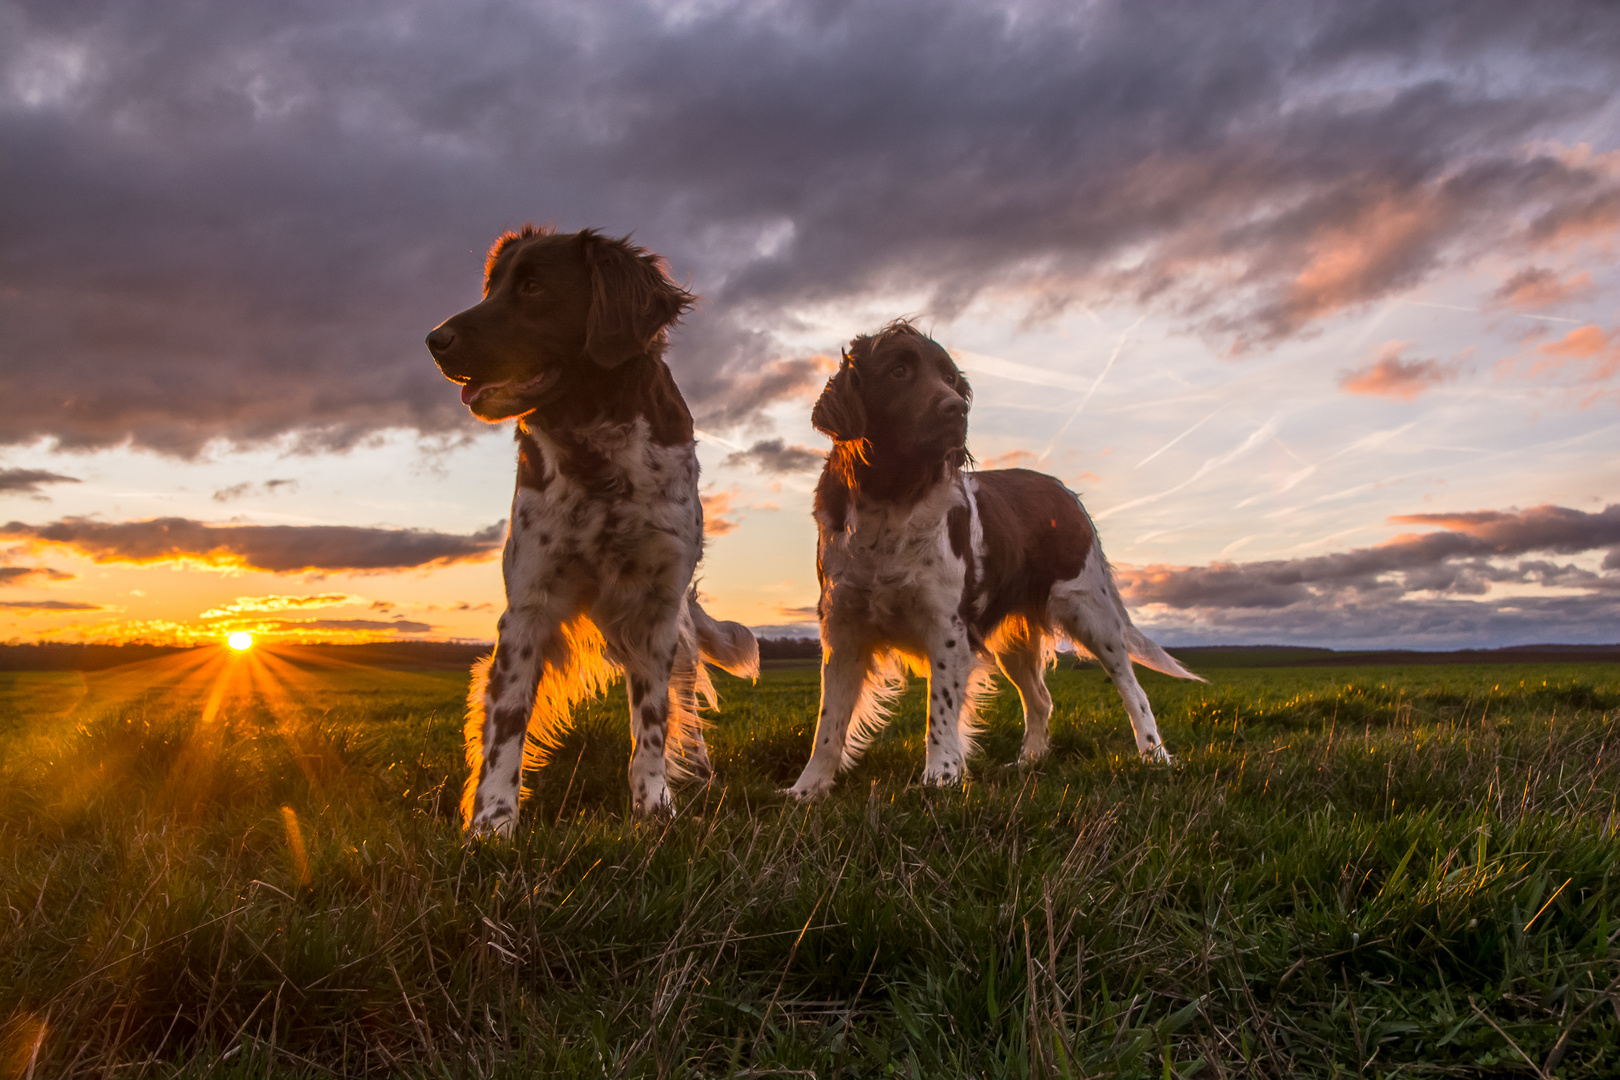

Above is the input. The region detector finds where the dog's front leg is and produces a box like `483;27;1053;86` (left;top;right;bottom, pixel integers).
784;643;869;799
922;619;976;785
464;604;556;837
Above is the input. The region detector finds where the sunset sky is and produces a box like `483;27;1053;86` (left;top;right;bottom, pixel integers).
2;0;1617;649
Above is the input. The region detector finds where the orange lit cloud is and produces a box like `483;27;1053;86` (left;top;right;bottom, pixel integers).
701;488;741;537
1497;324;1620;396
1282;199;1442;332
1532;324;1620;383
1340;342;1459;401
198;593;369;619
1490;267;1594;312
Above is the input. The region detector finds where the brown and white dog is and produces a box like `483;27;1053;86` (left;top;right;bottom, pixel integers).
427;225;757;833
784;321;1202;798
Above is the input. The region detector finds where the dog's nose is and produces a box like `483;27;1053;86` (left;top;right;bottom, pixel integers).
425;325;456;356
939;395;968;420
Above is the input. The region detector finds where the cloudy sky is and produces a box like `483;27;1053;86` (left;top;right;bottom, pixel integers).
2;0;1617;649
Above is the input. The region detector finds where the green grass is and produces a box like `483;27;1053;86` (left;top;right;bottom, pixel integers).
2;651;1618;1078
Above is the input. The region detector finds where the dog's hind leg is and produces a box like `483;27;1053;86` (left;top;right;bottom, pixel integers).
612;614;687;815
1052;571;1172;763
995;625;1054;765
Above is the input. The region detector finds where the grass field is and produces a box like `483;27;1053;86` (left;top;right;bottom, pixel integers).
2;647;1618;1078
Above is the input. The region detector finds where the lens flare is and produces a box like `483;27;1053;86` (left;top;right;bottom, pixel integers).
226;631;254;652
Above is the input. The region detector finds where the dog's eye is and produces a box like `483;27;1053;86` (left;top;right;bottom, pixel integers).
519;279;543;295
890;364;910;379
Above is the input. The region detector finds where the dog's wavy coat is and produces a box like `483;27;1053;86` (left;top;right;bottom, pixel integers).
427;226;757;833
785;321;1202;798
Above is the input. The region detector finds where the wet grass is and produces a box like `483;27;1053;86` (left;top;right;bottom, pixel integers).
1;653;1617;1077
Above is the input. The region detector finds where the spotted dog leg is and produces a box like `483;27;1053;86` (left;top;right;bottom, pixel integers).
921;621;977;785
784;642;871;799
624;657;679;814
1058;586;1172;763
465;607;556;837
996;631;1054;765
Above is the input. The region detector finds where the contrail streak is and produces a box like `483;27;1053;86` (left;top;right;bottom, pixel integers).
1094;415;1281;521
1136;411;1217;469
953;350;1094;393
694;428;746;451
1037;317;1143;465
1399;298;1582;324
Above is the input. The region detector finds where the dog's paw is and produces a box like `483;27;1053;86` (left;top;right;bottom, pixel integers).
1017;743;1050;768
1139;744;1174;765
780;777;833;801
921;761;967;786
465;810;517;842
632;781;674;816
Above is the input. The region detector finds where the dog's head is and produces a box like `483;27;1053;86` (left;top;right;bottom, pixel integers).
812;321;972;465
425;226;696;422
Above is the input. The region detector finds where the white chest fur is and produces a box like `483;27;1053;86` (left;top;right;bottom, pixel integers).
506;418;702;600
819;477;969;648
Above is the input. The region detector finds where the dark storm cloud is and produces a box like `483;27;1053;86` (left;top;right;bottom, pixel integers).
0;565;73;585
0;516;505;573
1120;503;1620;609
1117;504;1620;647
4;1;1619;453
1137;593;1620;650
722;438;826;475
0;468;82;494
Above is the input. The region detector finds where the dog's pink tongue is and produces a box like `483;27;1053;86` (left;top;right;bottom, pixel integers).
460;382;482;405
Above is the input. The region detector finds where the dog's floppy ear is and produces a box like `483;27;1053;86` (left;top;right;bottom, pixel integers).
580;230;697;368
811;351;867;443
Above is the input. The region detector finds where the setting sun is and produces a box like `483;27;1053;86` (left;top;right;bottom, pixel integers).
226;631;254;652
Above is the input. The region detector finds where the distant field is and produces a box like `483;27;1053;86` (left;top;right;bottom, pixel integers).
2;648;1617;1077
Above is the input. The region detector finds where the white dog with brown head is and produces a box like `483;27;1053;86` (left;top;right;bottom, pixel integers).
786;320;1202;798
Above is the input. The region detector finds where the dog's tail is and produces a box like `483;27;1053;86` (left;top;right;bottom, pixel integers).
1122;623;1206;682
663;597;758;781
690;598;760;680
